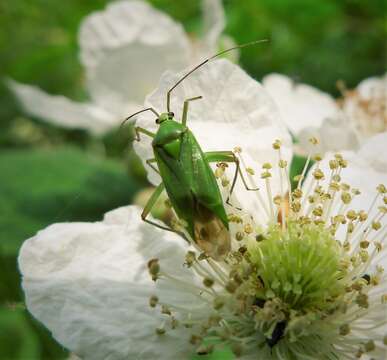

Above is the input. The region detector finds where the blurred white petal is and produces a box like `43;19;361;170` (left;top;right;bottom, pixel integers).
262;73;339;137
356;131;387;173
303;132;387;252
79;0;191;114
8;80;115;135
19;206;205;360
134;59;292;217
298;115;360;154
342;73;387;139
200;0;225;56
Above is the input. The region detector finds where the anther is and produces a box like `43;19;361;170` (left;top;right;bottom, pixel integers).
213;297;225;310
341;192;352;204
225;280;238;293
149;295;159;308
185;251;196;267
261;171;272;179
221;178;230;187
246;167;255;175
203;277;215;288
244;223;253;234
346;210;357;220
313;169;325;180
372;221;381;231
272;139;282;150
364;340;375;352
356;293;369;308
278;160;287;168
236;231;244;241
148;258;160;281
339;324;350;336
196;344;214;355
309;137;319;145
156;327;166;335
161;305;171;315
313;154;323;162
359;240;369;249
329;160;339;170
293;189;303;199
358;210;368;222
189;334;202;345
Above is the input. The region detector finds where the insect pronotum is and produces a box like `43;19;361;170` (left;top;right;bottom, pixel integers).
124;41;266;260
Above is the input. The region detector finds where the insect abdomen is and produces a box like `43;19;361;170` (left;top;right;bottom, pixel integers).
193;202;230;260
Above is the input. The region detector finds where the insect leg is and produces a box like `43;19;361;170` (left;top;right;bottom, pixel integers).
205;151;259;207
141;183;176;233
134;126;156;141
181;96;203;126
145;158;160;175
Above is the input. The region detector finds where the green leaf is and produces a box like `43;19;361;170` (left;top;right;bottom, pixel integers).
0;146;143;359
0;146;142;256
0;307;40;359
289;154;314;190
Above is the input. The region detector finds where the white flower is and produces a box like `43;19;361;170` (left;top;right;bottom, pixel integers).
19;61;387;359
262;74;339;138
263;73;386;154
8;0;228;135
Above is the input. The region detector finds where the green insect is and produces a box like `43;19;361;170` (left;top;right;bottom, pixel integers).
125;42;263;260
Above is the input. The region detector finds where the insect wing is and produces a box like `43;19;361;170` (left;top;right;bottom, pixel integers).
180;131;230;259
154;144;196;236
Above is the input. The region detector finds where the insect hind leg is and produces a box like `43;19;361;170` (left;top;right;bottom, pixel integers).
141;182;187;239
205;151;259;209
145;158;160;175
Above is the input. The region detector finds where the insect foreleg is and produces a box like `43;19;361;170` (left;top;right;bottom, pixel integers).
205;151;259;207
134;126;156;141
182;96;202;126
145;158;160;175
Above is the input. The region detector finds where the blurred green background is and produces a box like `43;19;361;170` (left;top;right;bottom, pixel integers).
0;0;385;359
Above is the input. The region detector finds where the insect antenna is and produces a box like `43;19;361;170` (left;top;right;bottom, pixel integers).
166;39;268;112
120;107;160;130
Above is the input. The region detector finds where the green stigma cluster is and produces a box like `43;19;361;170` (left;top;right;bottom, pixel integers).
248;221;345;311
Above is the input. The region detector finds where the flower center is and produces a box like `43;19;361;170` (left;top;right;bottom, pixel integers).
248;222;344;311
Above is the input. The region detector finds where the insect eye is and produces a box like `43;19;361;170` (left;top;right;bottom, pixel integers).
155;118;160;124
168;112;174;119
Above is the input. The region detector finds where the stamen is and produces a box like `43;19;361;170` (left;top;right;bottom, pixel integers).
143;148;386;359
236;148;271;222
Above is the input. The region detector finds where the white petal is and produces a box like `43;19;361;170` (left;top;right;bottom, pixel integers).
356;73;387;99
200;0;225;55
303;132;387;245
133;59;291;217
342;73;387;140
262;74;339;136
79;0;191;114
8;80;115;135
298;114;360;154
356;132;387;172
19;206;205;359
